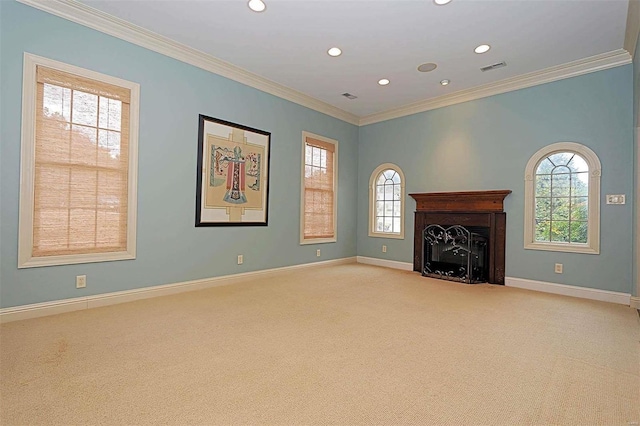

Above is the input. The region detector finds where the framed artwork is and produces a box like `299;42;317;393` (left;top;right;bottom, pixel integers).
195;114;271;226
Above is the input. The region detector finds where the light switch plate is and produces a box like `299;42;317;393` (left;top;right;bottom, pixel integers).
606;194;625;205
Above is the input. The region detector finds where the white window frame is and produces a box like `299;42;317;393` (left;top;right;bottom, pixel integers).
524;142;601;254
300;131;338;245
368;163;405;239
18;53;140;268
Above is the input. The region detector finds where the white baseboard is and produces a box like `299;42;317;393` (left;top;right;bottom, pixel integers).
0;257;357;323
505;277;631;306
630;296;640;309
356;256;414;271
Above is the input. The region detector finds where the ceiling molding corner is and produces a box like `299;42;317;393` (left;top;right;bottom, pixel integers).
624;0;640;57
358;49;631;126
16;0;361;126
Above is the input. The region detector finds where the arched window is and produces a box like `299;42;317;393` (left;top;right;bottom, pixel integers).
369;163;405;239
524;142;601;254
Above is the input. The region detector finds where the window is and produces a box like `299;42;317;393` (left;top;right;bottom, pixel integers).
18;53;139;268
300;132;337;244
524;142;601;254
369;163;405;239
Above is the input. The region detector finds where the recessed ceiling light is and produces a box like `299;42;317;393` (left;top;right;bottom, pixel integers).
440;79;450;86
378;78;390;86
434;0;452;5
474;44;491;54
248;0;266;12
327;47;342;57
417;63;438;73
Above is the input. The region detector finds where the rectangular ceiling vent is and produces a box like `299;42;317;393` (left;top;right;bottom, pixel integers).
480;62;507;72
342;92;358;100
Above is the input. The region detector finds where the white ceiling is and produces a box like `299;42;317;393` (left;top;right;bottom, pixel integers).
79;0;630;118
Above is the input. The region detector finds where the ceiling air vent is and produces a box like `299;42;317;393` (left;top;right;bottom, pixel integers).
480;61;507;72
342;92;358;100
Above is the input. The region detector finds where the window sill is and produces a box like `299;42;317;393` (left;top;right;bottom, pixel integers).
300;237;337;245
368;231;404;240
524;242;599;255
18;250;136;268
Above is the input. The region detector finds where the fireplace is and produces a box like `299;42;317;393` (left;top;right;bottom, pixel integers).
409;190;511;285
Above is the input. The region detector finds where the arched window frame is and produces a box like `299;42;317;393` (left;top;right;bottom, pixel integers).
524;142;601;254
368;163;405;239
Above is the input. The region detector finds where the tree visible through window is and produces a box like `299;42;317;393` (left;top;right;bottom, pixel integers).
534;152;589;243
524;141;600;254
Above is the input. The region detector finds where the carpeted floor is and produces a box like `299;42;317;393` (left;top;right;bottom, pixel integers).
1;263;639;425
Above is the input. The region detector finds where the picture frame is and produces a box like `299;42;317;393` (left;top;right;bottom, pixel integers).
195;114;271;226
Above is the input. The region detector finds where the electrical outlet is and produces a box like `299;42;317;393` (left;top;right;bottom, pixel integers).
76;275;86;289
554;263;563;274
237;255;243;265
316;249;321;257
382;245;387;253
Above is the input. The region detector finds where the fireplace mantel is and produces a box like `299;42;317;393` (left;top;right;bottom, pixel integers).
409;190;511;284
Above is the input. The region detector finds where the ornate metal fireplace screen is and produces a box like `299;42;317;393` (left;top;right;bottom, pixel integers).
422;224;489;284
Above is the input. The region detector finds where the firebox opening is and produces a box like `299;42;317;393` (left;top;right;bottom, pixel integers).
422;224;489;284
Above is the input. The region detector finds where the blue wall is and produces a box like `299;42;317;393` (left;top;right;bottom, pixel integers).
358;66;634;293
0;1;359;308
0;1;636;308
633;32;640;297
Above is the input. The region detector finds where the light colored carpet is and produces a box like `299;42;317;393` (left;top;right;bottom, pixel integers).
1;263;639;425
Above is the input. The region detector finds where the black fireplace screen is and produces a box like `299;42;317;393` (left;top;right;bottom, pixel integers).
422;224;488;284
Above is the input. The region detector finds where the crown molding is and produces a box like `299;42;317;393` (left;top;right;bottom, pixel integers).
624;0;639;57
16;0;361;126
359;49;631;126
17;0;632;128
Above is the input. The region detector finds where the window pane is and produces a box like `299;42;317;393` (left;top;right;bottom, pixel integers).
567;154;588;172
548;152;572;166
570;221;588;243
72;90;98;127
320;149;326;168
376;185;384;201
536;158;554;174
43;84;71;122
535;175;551;197
383;170;395;180
393;201;401;216
551;197;570;220
384;184;393;200
535;219;550;242
98;97;122;131
550;220;570;242
305;145;312;164
392;172;400;184
535;197;551;220
571;197;588;220
377;174;386;185
384;201;393;216
376;218;384;232
376;201;384;216
384;217;392;232
551;174;570;196
393;184;401;201
393;218;401;233
571;172;589;196
312;147;321;167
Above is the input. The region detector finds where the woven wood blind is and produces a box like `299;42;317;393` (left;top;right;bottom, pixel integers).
32;65;130;257
303;137;335;240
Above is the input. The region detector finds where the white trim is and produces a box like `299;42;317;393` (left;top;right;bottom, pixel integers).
523;142;601;254
356;256;413;271
0;257;357;323
359;50;631;126
16;0;360;126
505;277;631;306
624;0;640;58
18;53;139;268
368;163;405;239
300;131;338;245
630;297;640;309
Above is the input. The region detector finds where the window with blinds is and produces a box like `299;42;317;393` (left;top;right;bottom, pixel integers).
300;133;338;244
19;54;139;268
